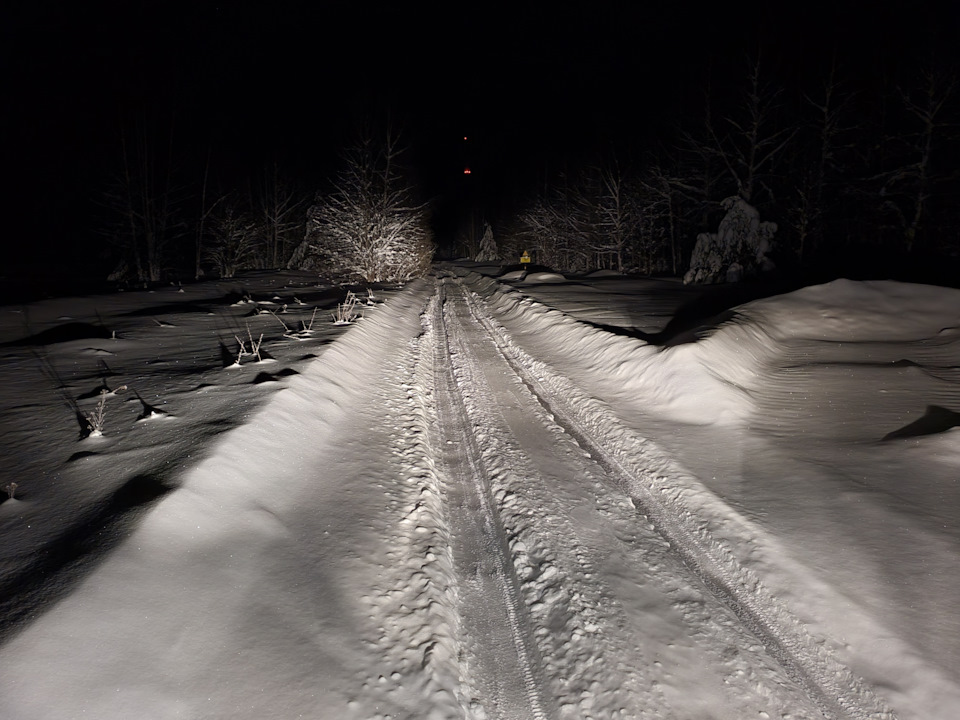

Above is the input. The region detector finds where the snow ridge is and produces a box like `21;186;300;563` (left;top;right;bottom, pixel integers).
456;274;897;720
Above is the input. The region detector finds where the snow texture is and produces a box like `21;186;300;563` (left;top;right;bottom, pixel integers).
1;266;959;720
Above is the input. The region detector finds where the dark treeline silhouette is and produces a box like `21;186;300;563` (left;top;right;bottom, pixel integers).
95;106;312;285
93;111;436;287
496;51;959;286
6;3;960;299
67;11;957;289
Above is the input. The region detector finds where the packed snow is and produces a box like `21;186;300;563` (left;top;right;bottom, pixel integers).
0;265;958;719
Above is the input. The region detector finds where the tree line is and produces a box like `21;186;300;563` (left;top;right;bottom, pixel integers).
98;52;958;286
499;53;959;282
97;120;432;286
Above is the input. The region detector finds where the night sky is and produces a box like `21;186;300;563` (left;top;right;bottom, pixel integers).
2;1;958;282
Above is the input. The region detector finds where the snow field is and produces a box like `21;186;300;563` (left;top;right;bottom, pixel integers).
0;277;345;574
2;267;959;719
0;280;467;720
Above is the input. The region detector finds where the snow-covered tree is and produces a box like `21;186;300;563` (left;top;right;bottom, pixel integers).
684;196;776;284
289;129;433;283
474;222;498;261
453;207;487;260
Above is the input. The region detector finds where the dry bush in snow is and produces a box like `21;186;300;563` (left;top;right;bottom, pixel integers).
288;128;434;283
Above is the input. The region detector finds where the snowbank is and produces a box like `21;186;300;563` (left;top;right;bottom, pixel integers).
465;271;960;428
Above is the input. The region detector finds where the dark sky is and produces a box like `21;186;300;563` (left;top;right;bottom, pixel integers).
2;0;958;274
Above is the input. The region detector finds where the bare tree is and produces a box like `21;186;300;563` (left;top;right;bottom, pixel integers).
204;195;260;278
680;78;725;231
700;55;796;205
787;58;857;261
101;115;183;283
195;147;213;279
588;164;637;272
518;164;643;273
517;191;591;272
290;127;433;283
638;161;702;275
258;161;305;268
873;62;957;253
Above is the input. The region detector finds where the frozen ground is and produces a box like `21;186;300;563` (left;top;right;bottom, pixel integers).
0;264;958;719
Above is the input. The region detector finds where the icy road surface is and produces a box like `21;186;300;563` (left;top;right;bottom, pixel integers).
1;268;959;719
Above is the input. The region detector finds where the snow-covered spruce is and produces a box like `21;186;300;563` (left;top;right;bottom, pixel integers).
684;196;777;285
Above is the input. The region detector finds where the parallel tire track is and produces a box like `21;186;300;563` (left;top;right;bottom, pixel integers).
437;280;664;719
451;276;896;720
430;283;551;720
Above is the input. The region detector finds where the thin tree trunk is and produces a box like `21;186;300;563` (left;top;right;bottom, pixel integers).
196;148;210;279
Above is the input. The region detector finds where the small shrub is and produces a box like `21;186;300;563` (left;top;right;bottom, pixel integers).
85;389;110;437
332;291;362;325
231;325;270;364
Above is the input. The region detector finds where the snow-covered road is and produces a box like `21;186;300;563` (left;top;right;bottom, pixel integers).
2;268;959;719
429;275;900;720
430;276;825;719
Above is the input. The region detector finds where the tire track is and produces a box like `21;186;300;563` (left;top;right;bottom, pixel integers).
451;276;897;720
431;282;551;720
437;279;665;719
356;292;468;720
